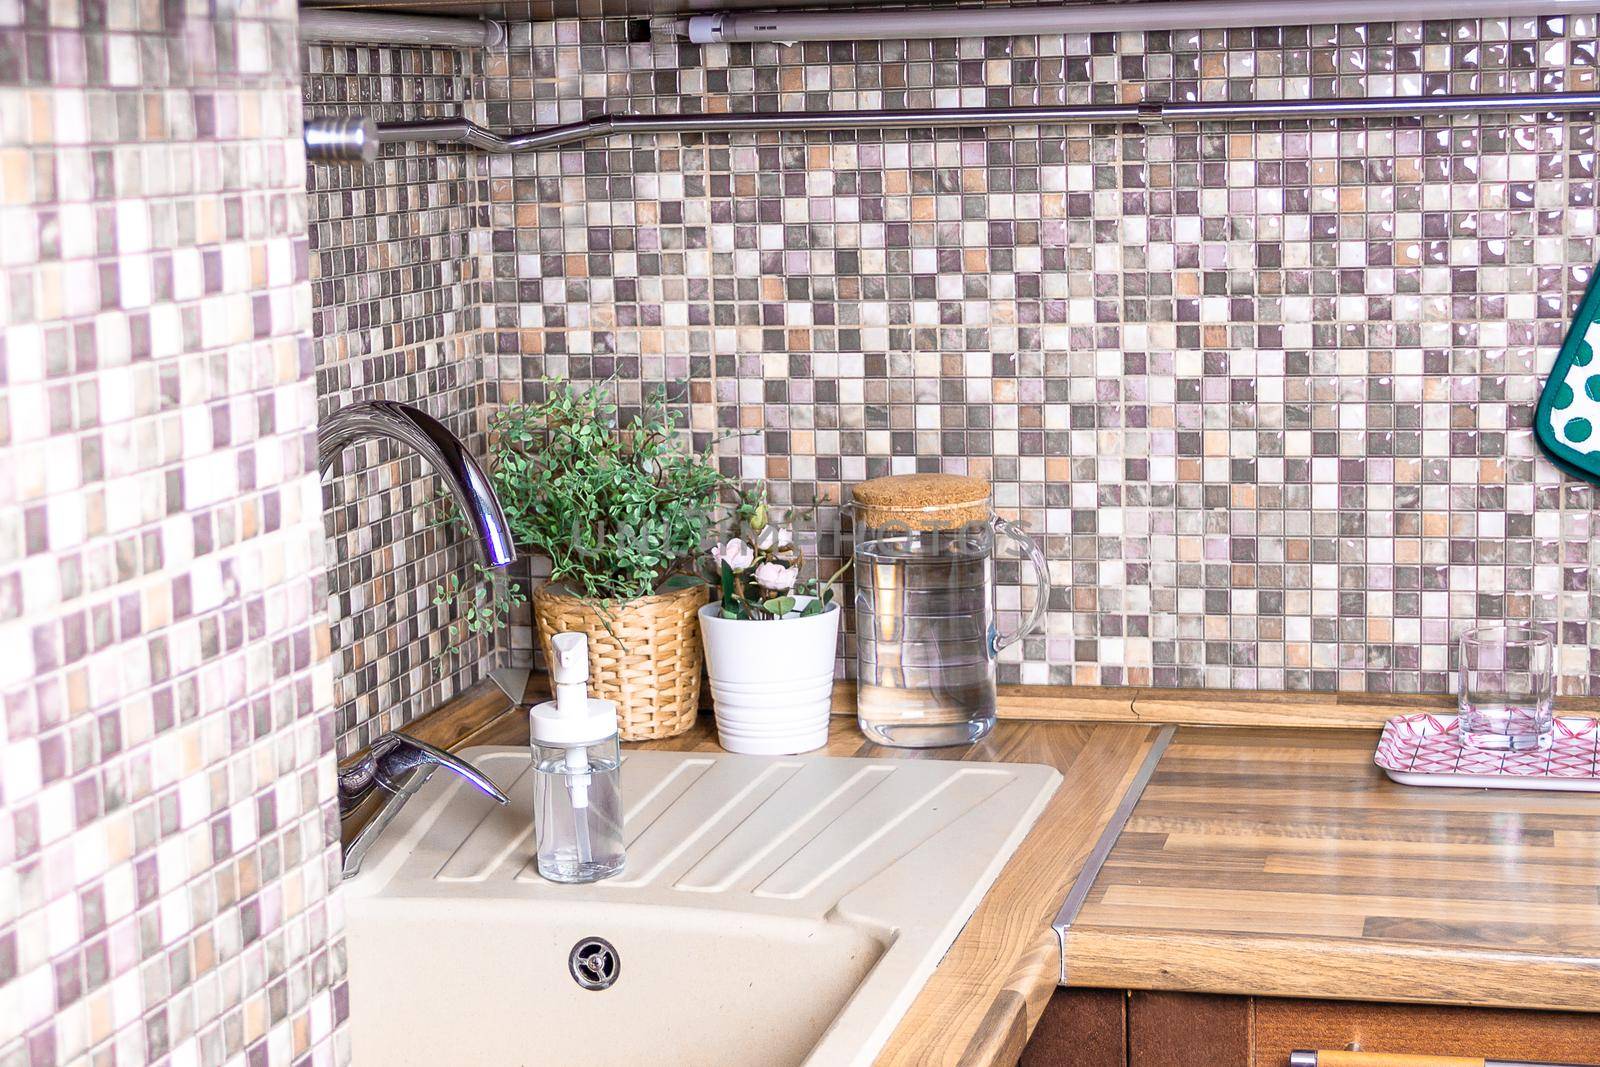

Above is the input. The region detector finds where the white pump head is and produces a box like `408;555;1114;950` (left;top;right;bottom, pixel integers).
550;631;589;686
531;632;617;747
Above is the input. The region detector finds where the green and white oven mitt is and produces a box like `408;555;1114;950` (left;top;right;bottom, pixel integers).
1534;265;1600;484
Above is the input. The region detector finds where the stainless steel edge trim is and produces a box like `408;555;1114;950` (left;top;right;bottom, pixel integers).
1052;723;1177;986
308;90;1600;161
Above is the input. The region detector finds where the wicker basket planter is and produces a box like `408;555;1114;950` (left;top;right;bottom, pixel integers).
531;581;708;740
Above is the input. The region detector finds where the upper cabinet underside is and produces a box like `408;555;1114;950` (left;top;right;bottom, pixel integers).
302;0;1052;21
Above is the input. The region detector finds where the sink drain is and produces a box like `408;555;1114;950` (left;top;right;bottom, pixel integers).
568;936;620;990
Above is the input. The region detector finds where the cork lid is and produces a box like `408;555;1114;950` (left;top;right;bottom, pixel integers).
851;473;991;531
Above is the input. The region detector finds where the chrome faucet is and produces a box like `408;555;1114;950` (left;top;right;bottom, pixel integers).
317;400;517;569
319;400;522;877
338;733;509;879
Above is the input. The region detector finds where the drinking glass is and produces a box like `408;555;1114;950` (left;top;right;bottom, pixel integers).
1456;623;1555;752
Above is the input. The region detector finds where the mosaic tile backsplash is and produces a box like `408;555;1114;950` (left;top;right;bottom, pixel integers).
3;8;1600;1066
302;42;498;759
475;14;1600;697
1;3;344;1066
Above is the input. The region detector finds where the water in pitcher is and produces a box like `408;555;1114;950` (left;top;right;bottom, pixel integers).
854;529;998;747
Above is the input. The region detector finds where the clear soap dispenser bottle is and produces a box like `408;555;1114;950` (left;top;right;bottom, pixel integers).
530;632;626;883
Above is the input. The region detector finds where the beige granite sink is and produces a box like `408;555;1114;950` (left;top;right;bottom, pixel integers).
344;746;1060;1067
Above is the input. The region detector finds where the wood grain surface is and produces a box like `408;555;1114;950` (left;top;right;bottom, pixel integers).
1066;727;1600;1012
1017;988;1126;1067
829;681;1600;729
1128;990;1254;1067
438;675;1600;735
884;721;1158;1067
1252;997;1600;1065
1031;989;1600;1066
389;680;519;752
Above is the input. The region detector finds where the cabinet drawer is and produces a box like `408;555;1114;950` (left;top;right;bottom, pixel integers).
1254;999;1600;1067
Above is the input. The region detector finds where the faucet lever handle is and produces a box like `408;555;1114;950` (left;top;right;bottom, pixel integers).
340;732;510;816
377;732;510;805
339;733;509;880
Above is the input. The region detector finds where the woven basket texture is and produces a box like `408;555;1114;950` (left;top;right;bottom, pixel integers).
532;581;707;740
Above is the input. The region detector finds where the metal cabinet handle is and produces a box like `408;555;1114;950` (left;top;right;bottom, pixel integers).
1291;1052;1594;1067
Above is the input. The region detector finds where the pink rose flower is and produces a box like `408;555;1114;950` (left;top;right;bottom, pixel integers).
711;537;755;571
753;562;798;592
754;524;793;551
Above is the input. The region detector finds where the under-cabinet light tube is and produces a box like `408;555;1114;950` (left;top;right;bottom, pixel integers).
299;9;505;49
678;0;1591;44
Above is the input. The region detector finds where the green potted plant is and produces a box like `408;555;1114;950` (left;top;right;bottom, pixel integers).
490;380;728;740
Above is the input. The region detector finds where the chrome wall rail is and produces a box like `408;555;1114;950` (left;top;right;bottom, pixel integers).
375;105;1149;152
304;90;1600;163
1160;90;1600;122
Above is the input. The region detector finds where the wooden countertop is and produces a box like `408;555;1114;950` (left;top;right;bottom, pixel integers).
1066;726;1600;1013
409;683;1600;1067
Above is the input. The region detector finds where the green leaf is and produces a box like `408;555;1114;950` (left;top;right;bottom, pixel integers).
483;378;732;602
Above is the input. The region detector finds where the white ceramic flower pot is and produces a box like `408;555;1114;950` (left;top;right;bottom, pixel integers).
697;600;841;755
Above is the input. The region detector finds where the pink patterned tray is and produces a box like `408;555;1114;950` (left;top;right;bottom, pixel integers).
1375;714;1600;792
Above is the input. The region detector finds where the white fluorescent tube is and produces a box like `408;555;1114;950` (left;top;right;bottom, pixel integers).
684;0;1592;44
299;9;505;49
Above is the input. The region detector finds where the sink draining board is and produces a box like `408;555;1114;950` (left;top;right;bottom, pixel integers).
345;746;1061;1067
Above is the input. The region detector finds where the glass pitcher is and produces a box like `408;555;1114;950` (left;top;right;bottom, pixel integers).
848;476;1050;748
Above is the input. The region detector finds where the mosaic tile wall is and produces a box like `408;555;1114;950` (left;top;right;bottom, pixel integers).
0;3;346;1066
302;44;498;757
482;14;1600;697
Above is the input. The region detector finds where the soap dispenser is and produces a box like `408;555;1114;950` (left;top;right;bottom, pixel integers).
530;632;626;883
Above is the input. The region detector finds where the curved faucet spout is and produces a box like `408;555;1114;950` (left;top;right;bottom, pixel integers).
317;400;517;569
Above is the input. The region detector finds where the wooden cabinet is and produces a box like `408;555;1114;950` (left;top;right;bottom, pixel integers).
1129;992;1251;1067
1020;988;1127;1067
1022;990;1600;1067
1250;999;1600;1067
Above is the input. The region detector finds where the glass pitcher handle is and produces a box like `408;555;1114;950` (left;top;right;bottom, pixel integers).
992;516;1051;655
